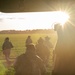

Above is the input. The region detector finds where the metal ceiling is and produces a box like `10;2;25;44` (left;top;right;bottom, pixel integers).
0;0;75;12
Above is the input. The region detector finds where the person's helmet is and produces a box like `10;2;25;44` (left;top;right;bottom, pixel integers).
5;37;9;41
54;23;62;31
45;36;50;40
28;36;31;38
26;43;36;52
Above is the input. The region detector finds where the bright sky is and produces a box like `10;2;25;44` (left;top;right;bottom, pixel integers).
0;11;69;31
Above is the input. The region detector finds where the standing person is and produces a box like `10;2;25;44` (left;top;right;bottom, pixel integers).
52;23;75;75
25;35;32;46
14;43;46;75
62;22;75;75
52;23;64;75
36;37;50;65
2;37;13;63
45;36;53;49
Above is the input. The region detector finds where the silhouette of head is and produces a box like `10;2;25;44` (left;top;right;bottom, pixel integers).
28;36;31;38
54;23;62;31
45;36;50;40
38;37;44;44
5;37;9;41
26;43;36;55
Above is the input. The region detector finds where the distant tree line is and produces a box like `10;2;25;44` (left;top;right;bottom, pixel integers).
0;29;55;34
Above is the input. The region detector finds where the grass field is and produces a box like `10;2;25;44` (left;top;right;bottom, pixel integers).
0;33;57;75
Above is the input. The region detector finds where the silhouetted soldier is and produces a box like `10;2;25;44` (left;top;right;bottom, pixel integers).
14;43;46;75
36;37;50;66
2;37;13;63
25;36;32;46
45;36;53;49
62;22;75;75
52;23;75;75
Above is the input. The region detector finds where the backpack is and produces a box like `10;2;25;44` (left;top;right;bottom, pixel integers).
14;54;45;75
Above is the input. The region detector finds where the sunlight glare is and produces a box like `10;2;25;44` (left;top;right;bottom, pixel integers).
0;11;70;30
55;11;70;26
